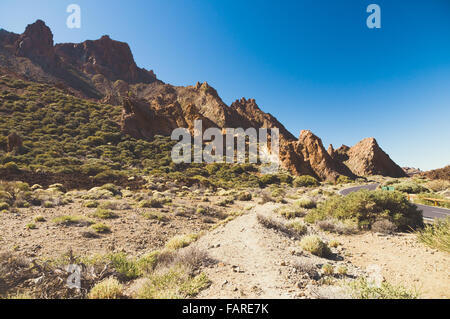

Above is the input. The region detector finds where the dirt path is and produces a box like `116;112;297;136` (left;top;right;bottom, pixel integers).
194;201;450;299
195;203;301;299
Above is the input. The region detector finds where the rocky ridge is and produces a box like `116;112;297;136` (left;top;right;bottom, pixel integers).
0;20;407;181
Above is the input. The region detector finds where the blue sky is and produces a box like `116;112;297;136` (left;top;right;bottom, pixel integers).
1;0;449;170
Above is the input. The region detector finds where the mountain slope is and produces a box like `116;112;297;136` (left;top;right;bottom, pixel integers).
0;20;407;181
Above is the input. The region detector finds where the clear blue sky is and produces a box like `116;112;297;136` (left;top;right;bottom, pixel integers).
1;0;449;170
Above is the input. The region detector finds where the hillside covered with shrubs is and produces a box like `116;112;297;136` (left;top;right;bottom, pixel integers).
0;75;323;190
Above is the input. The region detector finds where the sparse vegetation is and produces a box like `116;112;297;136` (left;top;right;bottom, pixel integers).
52;215;93;227
91;223;111;234
137;265;210;299
294;197;316;209
165;233;199;250
25;223;36;230
91;208;117;220
371;219;396;234
315;219;358;235
299;235;331;258
257;214;306;239
416;217;450;253
88;278;124;299
33;215;45;222
236;191;252;201
321;264;334;276
349;277;419;299
142;211;168;222
293;175;319;188
306;190;423;231
336;265;348;276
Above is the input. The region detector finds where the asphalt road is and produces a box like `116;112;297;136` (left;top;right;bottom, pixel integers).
339;183;450;220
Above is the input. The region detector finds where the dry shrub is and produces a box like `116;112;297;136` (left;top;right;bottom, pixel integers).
293;260;319;280
316;219;358;235
257;214;305;239
425;179;450;192
88;277;124;299
371;220;396;234
300;235;332;258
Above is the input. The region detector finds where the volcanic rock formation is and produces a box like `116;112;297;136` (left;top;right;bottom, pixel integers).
0;20;408;181
331;138;407;178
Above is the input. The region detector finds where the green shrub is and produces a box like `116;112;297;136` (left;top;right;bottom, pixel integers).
337;265;348;275
306;190;423;231
329;240;340;248
196;207;207;214
107;253;140;280
0;202;10;211
336;175;353;184
165;234;199;250
237;191;252;201
26;223;37;230
88;278;124;299
34;215;45;222
91;223;111;233
83;200;99;208
300;235;331;258
217;197;234;207
393;182;429;194
142;211;168;222
294;197;316;209
136;251;160;275
138;198;164;208
259;174;280;186
137;265;210;299
276;206;305;219
293;175;319;187
100;184;122;196
322;264;334;276
286;221;307;235
92;208;117;219
52;215;93;226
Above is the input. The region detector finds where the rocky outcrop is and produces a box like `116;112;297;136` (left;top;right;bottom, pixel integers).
55;35;157;84
403;167;422;177
14;20;57;69
0;20;408;180
327;144;335;157
337;138;407;177
0;29;19;48
230;98;296;141
422;165;450;181
7;132;23;152
0;20;159;98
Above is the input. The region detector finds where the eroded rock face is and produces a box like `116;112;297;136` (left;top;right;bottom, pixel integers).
1;20;408;180
298;131;355;181
0;29;19;48
55;35;157;84
340;138;407;177
121;97;182;139
230;97;296;141
14;20;56;68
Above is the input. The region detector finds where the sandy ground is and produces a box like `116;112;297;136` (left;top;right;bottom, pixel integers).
0;196;236;259
195;203;362;299
195;202;450;299
195;203;299;298
334;232;450;299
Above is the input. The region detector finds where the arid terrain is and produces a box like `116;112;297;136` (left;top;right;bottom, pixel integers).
1;20;449;300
